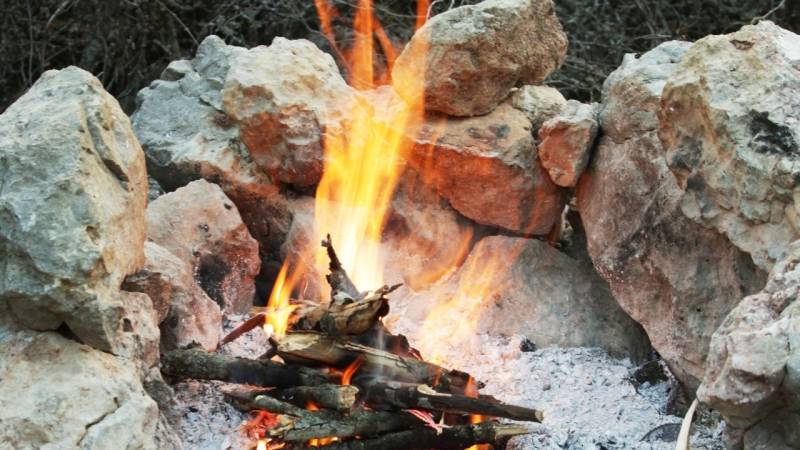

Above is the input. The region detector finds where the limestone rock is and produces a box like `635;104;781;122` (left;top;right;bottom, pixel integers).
0;67;156;357
577;41;766;388
124;242;222;351
408;102;565;234
0;328;167;450
222;37;355;187
538;100;599;187
660;21;800;271
146;179;260;314
132;36;296;255
392;0;568;116
698;241;800;447
510;85;567;130
392;236;651;360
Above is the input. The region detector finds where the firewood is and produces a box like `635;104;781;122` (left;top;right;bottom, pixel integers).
225;393;424;441
227;384;359;412
322;235;360;304
291;422;540;450
219;313;267;346
275;332;473;392
299;285;399;336
161;348;330;387
360;380;544;422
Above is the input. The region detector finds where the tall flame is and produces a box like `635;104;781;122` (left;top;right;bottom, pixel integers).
313;0;428;291
263;262;301;339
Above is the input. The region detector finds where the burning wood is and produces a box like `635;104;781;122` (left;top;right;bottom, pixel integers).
162;237;545;449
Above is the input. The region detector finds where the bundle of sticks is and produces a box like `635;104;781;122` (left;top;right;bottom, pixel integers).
161;236;545;449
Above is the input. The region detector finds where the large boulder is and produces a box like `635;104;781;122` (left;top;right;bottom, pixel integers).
0;327;168;450
124;242;222;352
132;36;301;255
391;235;651;360
146;179;260;315
392;0;568;117
577;42;766;388
538;100;599;187
0;67;156;357
408;102;565;234
222;37;355;187
698;241;800;448
660;21;800;271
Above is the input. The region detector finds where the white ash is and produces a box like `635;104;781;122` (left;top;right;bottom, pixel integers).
171;315;271;449
391;323;725;450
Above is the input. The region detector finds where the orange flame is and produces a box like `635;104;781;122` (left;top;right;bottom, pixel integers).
263;262;300;340
341;356;365;386
312;0;429;291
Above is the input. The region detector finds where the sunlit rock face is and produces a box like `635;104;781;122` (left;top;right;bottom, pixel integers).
393;0;568;117
577;41;767;389
660;21;800;271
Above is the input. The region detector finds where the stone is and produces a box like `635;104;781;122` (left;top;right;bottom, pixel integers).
0;328;169;450
659;21;800;271
698;241;800;447
538;100;599;187
124;242;222;351
510;85;567;130
577;41;766;389
132;35;296;256
391;235;651;360
392;0;568;117
0;67;157;357
408;102;565;234
146;179;260;314
222;37;356;187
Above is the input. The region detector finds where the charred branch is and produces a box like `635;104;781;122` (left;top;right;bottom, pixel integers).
322;234;360;304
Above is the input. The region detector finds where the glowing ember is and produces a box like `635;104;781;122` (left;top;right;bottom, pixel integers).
243;411;280;441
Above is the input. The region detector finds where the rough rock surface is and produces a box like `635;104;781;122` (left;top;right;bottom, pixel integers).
146;179;260;314
510;85;567;130
132;35;296;255
660;21;800;271
0;67;157;358
699;240;800;447
222;37;355;187
124;242;222;351
391;235;651;360
0;324;170;450
392;0;568;116
408;102;565;234
577;41;766;388
538;100;599;187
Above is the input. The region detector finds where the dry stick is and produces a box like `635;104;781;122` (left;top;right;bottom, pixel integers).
276;331;473;392
226;393;423;442
222;384;359;412
161;348;331;387
292;422;538;450
220;313;266;346
361;380;544;422
322;234;361;303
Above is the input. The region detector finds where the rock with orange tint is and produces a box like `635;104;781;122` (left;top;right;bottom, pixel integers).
392;0;568;117
390;235;651;360
408;102;565;235
146;179;260;314
223;37;357;187
124;242;222;351
577;41;766;389
538;101;599;187
133;35;299;255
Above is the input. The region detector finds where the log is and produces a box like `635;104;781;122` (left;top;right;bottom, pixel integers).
225;384;359;412
276;332;472;392
226;394;423;441
322;235;360;304
303;285;399;336
361;380;543;422
161;348;330;387
292;422;540;450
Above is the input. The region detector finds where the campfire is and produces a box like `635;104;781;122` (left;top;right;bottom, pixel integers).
163;3;545;447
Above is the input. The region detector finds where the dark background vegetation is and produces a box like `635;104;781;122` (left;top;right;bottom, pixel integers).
1;0;797;113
